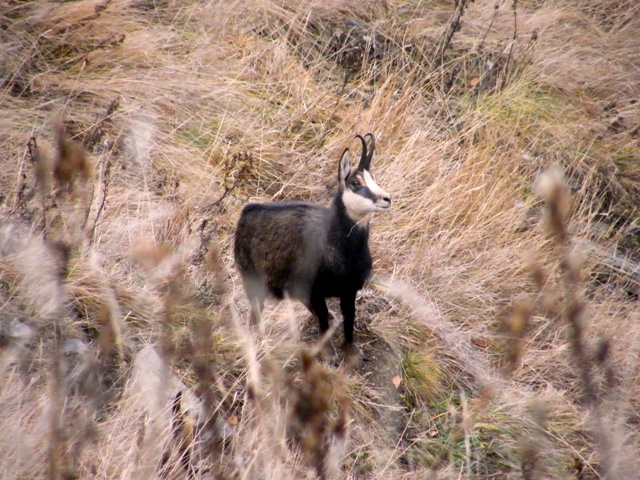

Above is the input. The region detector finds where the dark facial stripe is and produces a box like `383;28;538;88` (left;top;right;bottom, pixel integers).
346;172;381;202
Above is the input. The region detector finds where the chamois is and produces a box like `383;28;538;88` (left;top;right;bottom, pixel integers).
234;133;391;355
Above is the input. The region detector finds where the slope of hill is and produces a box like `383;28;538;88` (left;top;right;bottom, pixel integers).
1;0;640;478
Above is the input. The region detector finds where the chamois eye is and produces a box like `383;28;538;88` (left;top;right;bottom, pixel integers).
352;180;362;188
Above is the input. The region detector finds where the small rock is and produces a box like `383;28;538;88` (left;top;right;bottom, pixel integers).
8;319;34;339
62;338;89;355
126;344;233;438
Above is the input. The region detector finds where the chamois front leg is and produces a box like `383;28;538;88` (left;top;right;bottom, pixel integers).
308;290;342;361
308;291;330;337
340;290;360;359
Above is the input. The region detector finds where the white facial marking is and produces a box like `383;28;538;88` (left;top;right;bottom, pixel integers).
342;170;391;223
362;171;391;208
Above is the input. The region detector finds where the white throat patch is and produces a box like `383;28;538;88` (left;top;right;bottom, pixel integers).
342;189;375;224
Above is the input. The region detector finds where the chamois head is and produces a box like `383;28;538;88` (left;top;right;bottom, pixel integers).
338;133;392;223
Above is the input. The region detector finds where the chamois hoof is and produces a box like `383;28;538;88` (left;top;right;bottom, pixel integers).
317;342;339;365
341;342;365;367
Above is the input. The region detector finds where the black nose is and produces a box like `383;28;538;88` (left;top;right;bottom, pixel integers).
383;196;391;204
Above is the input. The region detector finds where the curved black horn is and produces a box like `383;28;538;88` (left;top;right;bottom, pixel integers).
356;134;368;171
364;133;375;169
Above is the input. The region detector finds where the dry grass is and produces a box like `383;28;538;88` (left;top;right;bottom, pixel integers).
2;0;640;478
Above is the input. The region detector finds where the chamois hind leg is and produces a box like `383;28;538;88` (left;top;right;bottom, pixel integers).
242;274;265;328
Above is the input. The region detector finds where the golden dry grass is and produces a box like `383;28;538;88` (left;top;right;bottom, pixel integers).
2;0;640;478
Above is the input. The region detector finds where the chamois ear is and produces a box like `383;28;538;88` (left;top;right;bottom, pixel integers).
339;149;351;186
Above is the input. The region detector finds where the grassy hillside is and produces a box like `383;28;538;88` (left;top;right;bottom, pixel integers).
1;0;640;478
